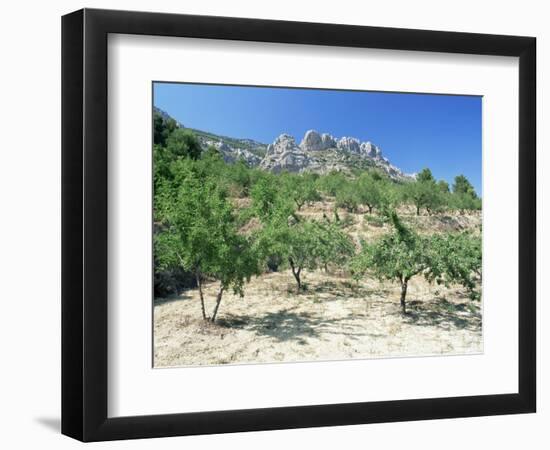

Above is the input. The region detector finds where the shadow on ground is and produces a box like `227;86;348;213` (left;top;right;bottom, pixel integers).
308;279;391;298
405;297;481;331
217;307;366;342
218;309;321;341
154;291;192;307
218;308;383;342
217;295;481;343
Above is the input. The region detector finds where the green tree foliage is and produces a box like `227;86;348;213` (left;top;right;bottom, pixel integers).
451;193;481;213
250;175;278;220
451;174;481;213
155;165;258;322
281;172;321;210
256;218;354;292
351;210;482;313
430;232;482;300
250;174;294;222
405;168;445;215
313;221;355;273
202;144;224;160
248;173;301;273
335;179;361;212
153;144;174;192
351;211;434;313
153;111;178;146
317;170;402;214
453;174;476;196
405;181;435;215
357;172;385;214
437;179;450;193
165;128;202;160
252;215;289;273
316;170;347;196
153;126;204;201
227;159;253;197
285;221;325;292
416;167;435;183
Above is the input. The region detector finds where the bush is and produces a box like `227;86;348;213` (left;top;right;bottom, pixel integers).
364;214;387;227
154;267;196;298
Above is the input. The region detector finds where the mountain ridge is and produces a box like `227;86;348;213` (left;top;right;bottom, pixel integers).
153;106;413;180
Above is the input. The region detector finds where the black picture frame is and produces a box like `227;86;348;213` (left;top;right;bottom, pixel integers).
61;8;536;442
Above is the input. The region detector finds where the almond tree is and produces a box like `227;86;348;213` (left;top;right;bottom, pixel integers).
155;163;258;322
351;211;434;314
351;210;482;314
335;180;361;212
281;173;321;210
357;172;384;214
314;221;355;273
285;220;353;292
429;231;482;300
405;168;442;215
254;216;353;292
285;221;322;291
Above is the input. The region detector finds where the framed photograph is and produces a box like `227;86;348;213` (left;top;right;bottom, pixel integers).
62;8;536;442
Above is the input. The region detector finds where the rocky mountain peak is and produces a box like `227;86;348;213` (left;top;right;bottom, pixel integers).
300;130;339;152
266;134;299;155
260;130;409;180
337;136;361;154
321;133;337;149
261;133;310;173
360;141;382;159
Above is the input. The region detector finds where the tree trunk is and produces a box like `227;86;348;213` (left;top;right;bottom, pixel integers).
195;270;207;321
289;258;302;292
210;285;225;323
400;279;408;314
294;268;302;292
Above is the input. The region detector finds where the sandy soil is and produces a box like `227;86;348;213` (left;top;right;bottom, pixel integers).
154;270;482;368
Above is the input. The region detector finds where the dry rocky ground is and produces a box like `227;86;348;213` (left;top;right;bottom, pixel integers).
154;205;482;368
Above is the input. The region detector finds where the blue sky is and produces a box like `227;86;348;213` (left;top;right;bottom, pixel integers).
154;82;482;194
